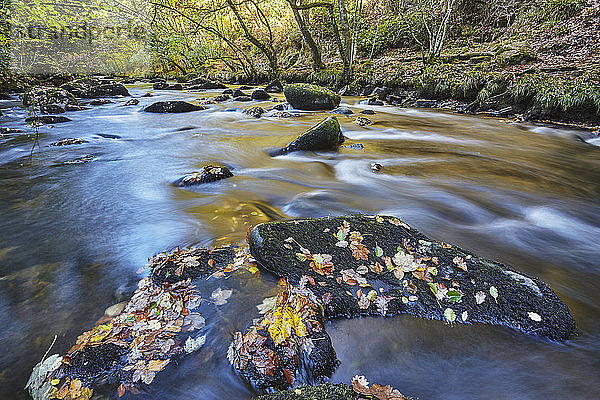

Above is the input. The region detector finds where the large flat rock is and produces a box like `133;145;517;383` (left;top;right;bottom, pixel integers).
248;215;576;340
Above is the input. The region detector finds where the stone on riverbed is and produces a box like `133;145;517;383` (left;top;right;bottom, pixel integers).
265;80;284;93
40;104;65;114
173;165;234;187
284;84;341;110
248;215;576;340
254;379;409;400
244;106;266;118
252;89;271;100
270;116;344;156
22;87;76;106
25;115;71;124
144;101;205;113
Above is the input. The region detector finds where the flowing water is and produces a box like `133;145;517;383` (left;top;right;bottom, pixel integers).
0;85;599;399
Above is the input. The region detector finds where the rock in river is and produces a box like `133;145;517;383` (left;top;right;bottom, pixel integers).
144;101;205;113
244;106;266;118
248;215;576;341
25;115;71;124
270;116;344;156
173;165;234;187
251;89;271;100
22;86;75;106
284;83;341;111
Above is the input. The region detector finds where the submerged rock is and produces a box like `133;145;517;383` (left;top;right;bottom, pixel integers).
415;99;437;108
330;106;354;115
144;101;204;113
360;109;375;115
173;165;234;187
284;84;341;111
64;103;87;111
90;99;113;105
50;138;87;146
25;115;71;124
213;94;231;102
153;82;182;90
248;215;576;340
244;106;266;118
270;116;344;156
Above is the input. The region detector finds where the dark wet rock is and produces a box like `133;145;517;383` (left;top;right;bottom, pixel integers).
270;116;344;156
272;111;300;118
25;115;71;124
60;77;102;96
371;86;390;100
265;80;284;93
270;103;286;111
150;246;237;284
330;106;354;115
387;95;404;105
354;117;372;126
252;89;271;100
234;89;249;98
142;92;153;97
57;154;94;165
247;215;576;340
360;109;375;115
284;84;341;111
22;86;75;106
153;82;182;90
51;137;87;146
415;99;437;108
0;127;24;134
79;83;130;98
244;106;266;118
188;81;227;90
239;85;254;90
144;101;204;113
213;94;231;102
234;95;253;102
90;99;113;105
343;143;364;150
254;383;354;400
97;133;121;139
366;97;383;106
223;88;234;95
0;93;12;100
254;381;410;400
64;103;87;111
186;77;208;86
40;104;65;114
173;165;234;187
228;283;339;391
123;98;139;106
371;162;383;172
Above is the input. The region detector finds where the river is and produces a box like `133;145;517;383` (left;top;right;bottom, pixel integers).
0;84;599;399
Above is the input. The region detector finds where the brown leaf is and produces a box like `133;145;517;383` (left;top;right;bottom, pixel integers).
117;384;126;398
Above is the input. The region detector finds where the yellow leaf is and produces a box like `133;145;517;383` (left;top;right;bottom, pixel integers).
51;379;60;386
90;323;112;343
148;358;170;372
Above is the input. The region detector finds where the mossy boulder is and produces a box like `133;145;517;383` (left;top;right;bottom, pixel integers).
248;215;576;341
22;87;76;107
271;116;344;156
284;84;341;110
144;101;205;113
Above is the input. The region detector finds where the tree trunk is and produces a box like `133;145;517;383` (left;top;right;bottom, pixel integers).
287;0;325;71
